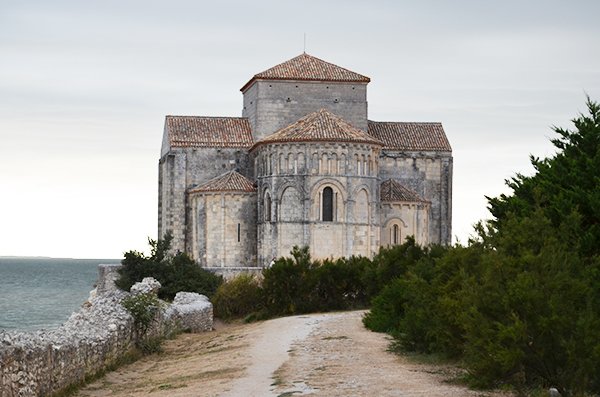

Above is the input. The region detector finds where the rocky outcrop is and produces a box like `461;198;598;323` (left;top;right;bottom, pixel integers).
0;266;213;397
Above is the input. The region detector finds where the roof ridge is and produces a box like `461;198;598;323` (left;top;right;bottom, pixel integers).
166;116;253;149
190;170;256;194
369;120;442;125
368;121;451;152
252;108;383;150
167;115;248;120
380;179;429;203
241;52;370;92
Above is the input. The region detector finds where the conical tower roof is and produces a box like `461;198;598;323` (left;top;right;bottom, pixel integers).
380;179;428;203
189;170;256;194
252;109;383;150
241;53;370;91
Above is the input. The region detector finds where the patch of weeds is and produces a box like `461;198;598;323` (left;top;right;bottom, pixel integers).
163;367;240;383
322;335;349;340
244;309;271;323
150;383;188;393
277;392;300;397
138;336;164;354
271;376;283;386
387;340;453;366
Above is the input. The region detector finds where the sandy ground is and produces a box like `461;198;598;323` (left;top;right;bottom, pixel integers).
77;311;512;397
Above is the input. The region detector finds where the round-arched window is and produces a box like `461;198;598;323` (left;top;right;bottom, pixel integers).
322;187;334;222
265;192;272;222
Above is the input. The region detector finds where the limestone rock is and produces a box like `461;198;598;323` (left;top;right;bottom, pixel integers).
130;277;161;295
165;292;213;332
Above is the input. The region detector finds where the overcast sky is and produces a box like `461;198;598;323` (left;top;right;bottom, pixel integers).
1;0;599;258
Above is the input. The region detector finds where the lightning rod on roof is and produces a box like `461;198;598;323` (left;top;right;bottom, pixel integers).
303;33;306;53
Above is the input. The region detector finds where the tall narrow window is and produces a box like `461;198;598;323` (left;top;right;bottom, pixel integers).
265;193;272;222
393;224;399;245
237;223;241;242
322;187;334;222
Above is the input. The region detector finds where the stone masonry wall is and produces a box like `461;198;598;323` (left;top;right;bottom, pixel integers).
189;192;257;267
380;202;430;246
378;150;452;245
243;80;368;141
158;147;252;253
254;141;381;264
0;265;213;397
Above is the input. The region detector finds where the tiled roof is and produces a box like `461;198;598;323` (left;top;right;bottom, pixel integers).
241;53;370;91
188;170;256;194
380;179;428;203
368;121;452;152
166;116;253;148
252;109;383;149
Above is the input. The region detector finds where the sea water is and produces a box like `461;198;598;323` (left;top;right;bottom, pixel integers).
0;257;120;331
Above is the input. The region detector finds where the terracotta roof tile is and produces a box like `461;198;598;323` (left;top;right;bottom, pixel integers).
368;121;451;152
241;53;370;91
380;179;428;203
166;116;253;148
252;109;383;149
189;170;256;194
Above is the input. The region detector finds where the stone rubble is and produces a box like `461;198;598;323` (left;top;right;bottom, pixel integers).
165;292;213;333
130;277;161;295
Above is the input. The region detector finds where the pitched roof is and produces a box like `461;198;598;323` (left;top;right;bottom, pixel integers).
188;170;256;194
166;116;253;148
252;109;383;149
241;53;370;92
368;121;452;152
380;179;428;203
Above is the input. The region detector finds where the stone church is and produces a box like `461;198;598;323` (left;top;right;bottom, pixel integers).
158;53;452;271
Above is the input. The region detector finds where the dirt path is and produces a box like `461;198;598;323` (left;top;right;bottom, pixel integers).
77;311;511;397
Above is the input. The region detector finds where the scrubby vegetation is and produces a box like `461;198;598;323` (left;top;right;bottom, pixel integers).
115;233;223;301
212;273;262;320
364;98;600;396
212;246;378;321
121;292;164;353
261;246;375;315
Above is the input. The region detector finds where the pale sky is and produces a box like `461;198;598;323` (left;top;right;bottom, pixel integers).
1;0;599;258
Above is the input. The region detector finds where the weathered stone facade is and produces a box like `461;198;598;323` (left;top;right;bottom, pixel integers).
158;53;452;269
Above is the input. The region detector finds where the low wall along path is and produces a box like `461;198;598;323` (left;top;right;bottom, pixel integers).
0;264;213;397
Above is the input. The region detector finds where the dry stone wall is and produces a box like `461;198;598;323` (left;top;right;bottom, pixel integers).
0;265;213;397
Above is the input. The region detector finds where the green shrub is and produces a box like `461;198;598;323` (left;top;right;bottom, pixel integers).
212;274;263;320
157;252;223;300
364;99;600;396
116;233;223;301
261;246;311;315
261;247;376;316
362;277;405;333
121;292;164;353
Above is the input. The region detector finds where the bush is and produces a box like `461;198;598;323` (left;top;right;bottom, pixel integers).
116;233;223;301
121;292;164;353
212;274;263;320
157;252;223;300
261;246;311;315
261;247;376;316
364;99;600;396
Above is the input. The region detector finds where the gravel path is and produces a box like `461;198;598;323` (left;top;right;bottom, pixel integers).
77;311;512;397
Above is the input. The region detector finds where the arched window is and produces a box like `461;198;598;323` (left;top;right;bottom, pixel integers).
322;187;334;222
265;193;272;222
392;224;400;245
